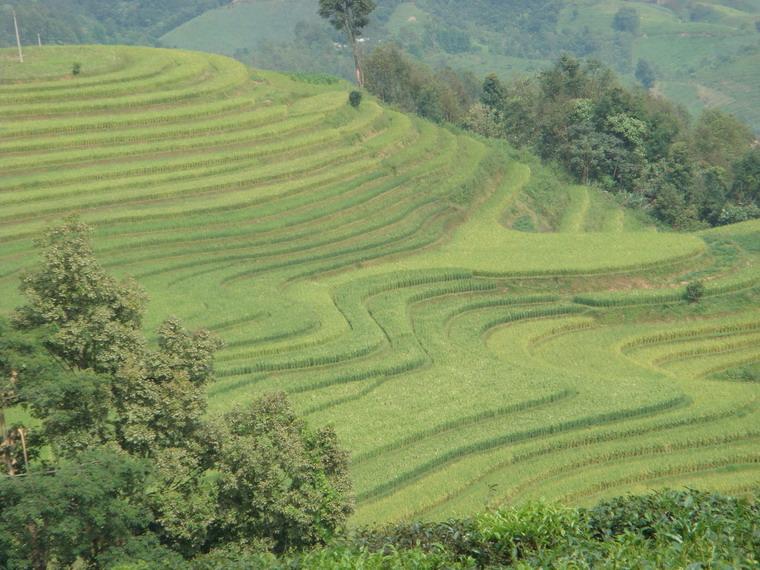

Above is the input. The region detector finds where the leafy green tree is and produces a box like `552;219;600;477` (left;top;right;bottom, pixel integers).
0;448;152;570
112;317;223;456
480;73;508;110
569;131;619;185
14;216;146;374
207;393;353;552
364;43;415;107
364;44;474;123
318;0;376;86
146;447;219;558
635;59;656;89
700;166;729;224
348;90;362;107
685;280;705;303
731;148;760;206
1;320;109;463
651;182;698;229
612;7;640;34
462;102;503;138
13;217;223;458
540;55;588;101
691;110;753;170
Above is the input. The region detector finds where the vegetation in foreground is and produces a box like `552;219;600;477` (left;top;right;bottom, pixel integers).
1;218;353;568
205;490;759;569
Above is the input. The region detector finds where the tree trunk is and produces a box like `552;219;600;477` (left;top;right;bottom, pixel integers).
351;39;364;87
344;1;364;87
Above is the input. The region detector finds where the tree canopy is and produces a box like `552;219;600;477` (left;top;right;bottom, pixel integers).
318;0;376;85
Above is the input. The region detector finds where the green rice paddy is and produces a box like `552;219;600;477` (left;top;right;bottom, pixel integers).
1;45;758;524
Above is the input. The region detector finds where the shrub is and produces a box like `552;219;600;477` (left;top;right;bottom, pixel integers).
585;489;755;540
612;7;640;33
72;62;82;76
349;90;363;108
476;502;586;563
685;280;705;303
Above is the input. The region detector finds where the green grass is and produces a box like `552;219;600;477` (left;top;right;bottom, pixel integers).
160;0;320;56
0;45;757;526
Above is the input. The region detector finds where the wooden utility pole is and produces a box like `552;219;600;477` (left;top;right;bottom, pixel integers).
344;1;364;87
12;7;24;63
1;371;18;476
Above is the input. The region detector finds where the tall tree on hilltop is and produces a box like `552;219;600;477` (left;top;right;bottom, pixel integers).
318;0;375;86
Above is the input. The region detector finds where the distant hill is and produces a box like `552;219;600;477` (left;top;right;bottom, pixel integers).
0;0;228;47
159;0;760;132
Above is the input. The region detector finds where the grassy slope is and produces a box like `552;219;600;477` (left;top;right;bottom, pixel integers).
160;0;760;131
160;0;320;55
0;46;758;525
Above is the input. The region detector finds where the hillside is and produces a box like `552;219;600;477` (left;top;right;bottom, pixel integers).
0;45;758;525
160;0;760;132
0;0;228;47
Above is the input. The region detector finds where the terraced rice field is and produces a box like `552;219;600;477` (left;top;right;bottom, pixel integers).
1;46;758;524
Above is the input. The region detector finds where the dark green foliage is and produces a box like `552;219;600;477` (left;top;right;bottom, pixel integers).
72;62;82;76
635;59;655;89
587;489;756;540
319;0;377;85
351;519;479;561
0;448;152;570
480;73;508;109
685;280;706;303
101;490;760;567
318;0;376;34
731;148;760;206
691;110;754;171
207;393;353;552
434;26;472;54
365;44;478;122
612;7;640;34
331;490;760;569
14;215;147;374
0;320;111;461
97;535;186;570
349;90;363;107
472;54;757;228
112;317;223;456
